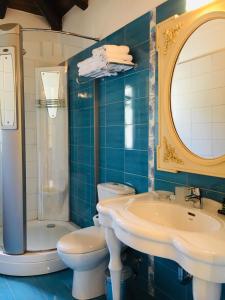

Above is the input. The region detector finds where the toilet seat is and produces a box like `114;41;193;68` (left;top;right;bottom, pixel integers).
57;226;106;254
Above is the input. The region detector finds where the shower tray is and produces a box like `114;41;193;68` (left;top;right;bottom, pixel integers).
0;220;78;276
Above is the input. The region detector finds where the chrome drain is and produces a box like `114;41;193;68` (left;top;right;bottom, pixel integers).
46;223;56;228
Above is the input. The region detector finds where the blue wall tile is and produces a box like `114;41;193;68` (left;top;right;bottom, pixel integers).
125;70;149;101
156;0;186;23
106;169;125;183
68;14;151;300
125;124;149;150
106;148;124;172
76;108;91;127
106;101;124;125
99;147;106;168
154;259;188;300
106;125;124;148
125;97;149;125
77;146;91;166
125;150;148;176
106;27;125;45
68;17;151;300
77;128;91;146
106;78;124;104
125;13;150;48
130;42;150;72
98;81;106;106
99;106;106;127
124;173;149;193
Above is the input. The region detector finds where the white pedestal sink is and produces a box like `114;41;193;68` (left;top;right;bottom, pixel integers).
97;191;225;300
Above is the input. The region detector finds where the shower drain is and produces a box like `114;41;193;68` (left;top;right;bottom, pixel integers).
46;223;56;228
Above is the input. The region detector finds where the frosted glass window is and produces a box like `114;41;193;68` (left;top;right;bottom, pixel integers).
41;71;60;100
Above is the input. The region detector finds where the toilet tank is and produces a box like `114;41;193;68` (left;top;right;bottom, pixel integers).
97;182;135;202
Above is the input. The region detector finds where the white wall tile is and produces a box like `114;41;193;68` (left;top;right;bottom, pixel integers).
24;93;36;112
26;178;38;194
212;104;225;123
25;111;36;129
173;61;191;80
26;161;38;179
25;128;37;145
212;123;225;139
24;76;35;94
190;73;211;92
212;140;225;157
192;107;211;123
191;55;211;76
192;123;212;139
191;139;212;157
212;49;225;71
26;145;37;162
23;59;35;78
210;69;225;89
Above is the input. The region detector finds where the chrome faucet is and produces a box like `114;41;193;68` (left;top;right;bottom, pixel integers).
185;187;202;209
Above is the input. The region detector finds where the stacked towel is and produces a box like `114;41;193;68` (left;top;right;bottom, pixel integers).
92;45;132;62
77;45;134;78
93;45;130;55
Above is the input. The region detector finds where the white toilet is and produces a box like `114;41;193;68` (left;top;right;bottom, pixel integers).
57;182;135;300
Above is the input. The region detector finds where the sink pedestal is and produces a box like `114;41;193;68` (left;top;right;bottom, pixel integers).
193;277;221;300
105;229;222;300
105;227;122;300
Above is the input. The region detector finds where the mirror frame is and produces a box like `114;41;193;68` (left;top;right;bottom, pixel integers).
156;0;225;178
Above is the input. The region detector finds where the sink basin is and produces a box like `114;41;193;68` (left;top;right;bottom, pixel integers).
126;201;221;233
97;191;225;300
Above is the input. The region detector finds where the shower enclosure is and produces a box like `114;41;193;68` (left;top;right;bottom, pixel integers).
0;22;98;275
24;66;76;254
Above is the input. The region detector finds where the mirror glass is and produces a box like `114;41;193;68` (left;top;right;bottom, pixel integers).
171;19;225;159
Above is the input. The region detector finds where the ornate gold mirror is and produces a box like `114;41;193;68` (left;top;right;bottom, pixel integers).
157;0;225;178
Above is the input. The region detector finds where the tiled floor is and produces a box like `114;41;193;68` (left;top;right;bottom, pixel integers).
0;270;106;300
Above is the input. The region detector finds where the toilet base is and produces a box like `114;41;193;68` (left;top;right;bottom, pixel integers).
72;259;108;300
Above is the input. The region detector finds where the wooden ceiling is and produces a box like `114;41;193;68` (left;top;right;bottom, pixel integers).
0;0;89;30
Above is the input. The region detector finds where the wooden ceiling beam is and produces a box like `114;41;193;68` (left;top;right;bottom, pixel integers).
73;0;88;10
0;0;8;18
33;0;62;31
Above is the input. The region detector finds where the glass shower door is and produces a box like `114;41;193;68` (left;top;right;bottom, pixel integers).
26;66;71;252
36;67;69;222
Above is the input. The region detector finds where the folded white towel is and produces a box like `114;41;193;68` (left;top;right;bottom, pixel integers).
92;45;130;57
78;57;134;76
79;59;106;73
97;52;133;62
79;68;118;78
95;70;117;78
77;44;134;78
79;62;133;78
77;56;99;68
78;53;133;69
106;58;134;65
107;63;133;73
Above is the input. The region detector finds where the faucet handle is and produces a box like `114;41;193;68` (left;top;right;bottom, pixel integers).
193;187;200;196
218;198;225;215
186;187;200;197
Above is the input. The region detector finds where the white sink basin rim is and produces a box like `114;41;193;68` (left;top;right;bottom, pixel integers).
126;201;221;233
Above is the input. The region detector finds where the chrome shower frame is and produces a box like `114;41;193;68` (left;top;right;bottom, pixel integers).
22;28;100;42
0;23;26;255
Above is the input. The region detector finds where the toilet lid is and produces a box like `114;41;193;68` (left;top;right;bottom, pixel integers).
57;226;107;254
